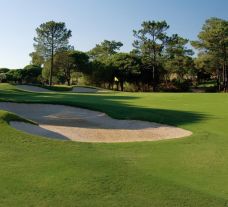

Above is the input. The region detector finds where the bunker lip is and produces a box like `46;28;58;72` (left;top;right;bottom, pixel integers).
16;85;51;92
16;85;108;93
0;102;192;143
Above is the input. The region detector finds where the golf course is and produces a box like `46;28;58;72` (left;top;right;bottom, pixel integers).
0;1;227;206
0;83;228;206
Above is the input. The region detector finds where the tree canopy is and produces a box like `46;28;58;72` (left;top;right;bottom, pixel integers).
192;17;228;91
33;21;72;86
2;18;226;92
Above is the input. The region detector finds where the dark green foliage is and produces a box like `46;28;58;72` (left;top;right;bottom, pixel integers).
0;68;10;83
133;20;170;91
164;34;195;81
16;18;226;92
0;68;10;73
5;69;23;83
88;40;123;60
192;18;228;91
33;21;72;86
29;51;44;66
107;53;141;91
4;65;42;84
43;50;90;85
22;65;42;84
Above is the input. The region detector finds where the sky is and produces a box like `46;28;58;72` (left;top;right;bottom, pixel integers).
0;0;227;68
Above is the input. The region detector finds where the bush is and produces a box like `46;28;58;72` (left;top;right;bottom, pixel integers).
159;79;192;92
123;82;138;92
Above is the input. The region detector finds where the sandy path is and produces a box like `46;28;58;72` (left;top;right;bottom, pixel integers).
0;102;192;143
16;85;51;92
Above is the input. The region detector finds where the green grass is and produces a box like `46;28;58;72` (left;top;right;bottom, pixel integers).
197;81;217;88
42;84;73;91
195;81;217;92
0;83;228;206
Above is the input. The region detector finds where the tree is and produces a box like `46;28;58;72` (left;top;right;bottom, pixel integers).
53;51;75;85
88;40;123;60
29;52;44;67
33;21;72;86
54;50;90;85
3;66;42;84
0;68;10;74
164;34;195;81
108;53;141;91
87;40;123;89
23;65;42;84
133;20;169;91
6;69;23;84
0;68;10;82
192;18;228;91
89;60;114;88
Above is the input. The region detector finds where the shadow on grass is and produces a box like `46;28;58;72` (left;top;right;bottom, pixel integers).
0;88;208;127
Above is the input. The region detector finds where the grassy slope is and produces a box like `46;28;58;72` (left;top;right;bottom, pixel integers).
0;83;228;206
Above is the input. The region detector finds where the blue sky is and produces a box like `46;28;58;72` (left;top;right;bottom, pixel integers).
0;0;227;68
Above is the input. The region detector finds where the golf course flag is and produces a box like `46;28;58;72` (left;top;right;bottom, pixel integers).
114;77;119;82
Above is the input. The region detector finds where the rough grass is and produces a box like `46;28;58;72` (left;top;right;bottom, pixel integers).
0;83;228;207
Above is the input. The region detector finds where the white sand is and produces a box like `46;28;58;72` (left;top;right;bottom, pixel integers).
0;102;192;143
16;85;51;92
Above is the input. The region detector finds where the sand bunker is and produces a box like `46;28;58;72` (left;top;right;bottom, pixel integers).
16;85;108;93
0;102;192;143
72;87;108;93
16;85;50;92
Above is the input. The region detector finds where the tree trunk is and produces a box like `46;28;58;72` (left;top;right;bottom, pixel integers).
225;51;228;92
225;65;228;92
49;42;54;86
67;68;71;86
67;79;70;86
217;68;221;91
224;70;228;92
152;65;155;91
49;29;55;86
223;45;227;92
116;82;119;91
223;62;227;92
120;81;124;91
49;55;53;86
152;36;157;92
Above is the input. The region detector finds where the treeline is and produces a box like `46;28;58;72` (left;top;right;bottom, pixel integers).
1;17;227;92
0;65;42;84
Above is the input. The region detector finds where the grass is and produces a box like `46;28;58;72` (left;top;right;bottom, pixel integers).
197;80;217;88
195;81;218;92
0;83;228;206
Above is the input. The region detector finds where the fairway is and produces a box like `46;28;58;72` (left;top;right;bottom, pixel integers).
0;84;228;206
